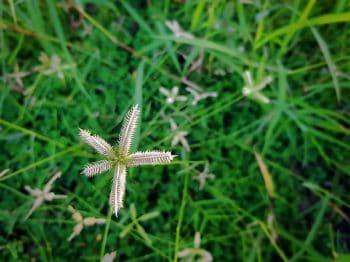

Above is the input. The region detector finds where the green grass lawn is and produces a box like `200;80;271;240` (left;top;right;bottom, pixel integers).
1;1;350;261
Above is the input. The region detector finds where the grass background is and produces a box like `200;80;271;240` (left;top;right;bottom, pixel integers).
1;0;350;261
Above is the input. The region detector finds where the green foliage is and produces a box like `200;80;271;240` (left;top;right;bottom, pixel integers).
0;0;349;261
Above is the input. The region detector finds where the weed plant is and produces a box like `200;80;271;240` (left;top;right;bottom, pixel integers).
0;1;349;261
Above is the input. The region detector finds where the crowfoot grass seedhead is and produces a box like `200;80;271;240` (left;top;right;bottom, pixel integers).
242;71;272;104
168;117;190;152
24;171;67;220
79;104;175;217
192;164;215;190
186;87;218;106
159;86;187;104
67;205;106;241
35;52;74;79
5;63;30;89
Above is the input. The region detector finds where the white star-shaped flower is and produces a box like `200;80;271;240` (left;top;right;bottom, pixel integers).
168;117;190;152
5;64;30;93
192;164;215;190
35;52;74;80
24;172;67;220
159;86;187;104
242;71;272;104
79;104;175;217
67;205;105;241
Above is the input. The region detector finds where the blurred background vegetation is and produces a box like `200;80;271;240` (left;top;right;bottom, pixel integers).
0;0;350;261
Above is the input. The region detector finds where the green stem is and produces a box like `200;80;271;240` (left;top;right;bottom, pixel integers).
100;208;113;259
174;172;189;262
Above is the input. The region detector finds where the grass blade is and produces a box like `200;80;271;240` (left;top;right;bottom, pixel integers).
311;27;340;102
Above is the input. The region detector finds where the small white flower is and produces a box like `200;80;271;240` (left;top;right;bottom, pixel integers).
67;205;105;241
242;71;272;104
5;64;30;90
159;86;187;104
24;172;67;220
192;164;215;190
35;52;74;80
168;117;190;152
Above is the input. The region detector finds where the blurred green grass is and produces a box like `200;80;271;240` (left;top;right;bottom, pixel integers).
0;1;350;261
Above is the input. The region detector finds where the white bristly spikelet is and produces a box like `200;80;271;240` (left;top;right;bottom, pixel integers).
109;175;117;213
116;167;126;210
127;151;174;166
82;160;113;177
118;105;140;155
79;128;112;156
110;165;127;216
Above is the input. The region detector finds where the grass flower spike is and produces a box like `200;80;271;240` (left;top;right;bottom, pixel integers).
159;86;187;104
67;205;105;241
24;171;66;220
186;87;217;105
35;52;74;79
242;71;272;104
169;117;190;152
192;164;215;190
5;63;30;90
79;104;175;217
